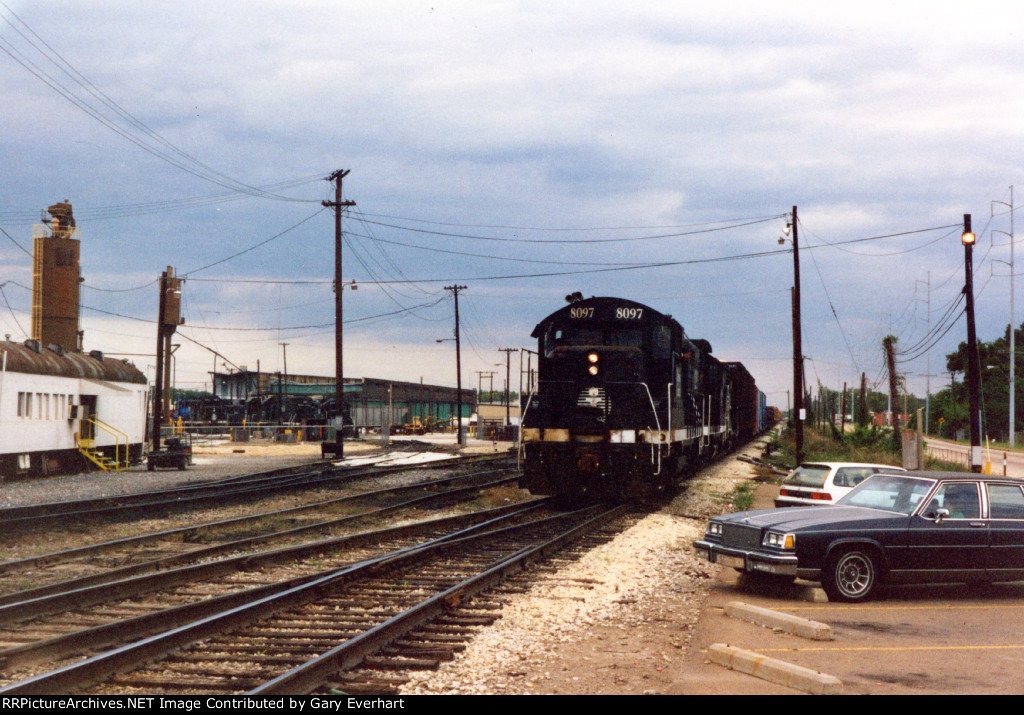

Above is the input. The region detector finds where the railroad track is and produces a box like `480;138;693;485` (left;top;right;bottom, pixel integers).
0;451;514;533
0;465;521;600
0;501;632;695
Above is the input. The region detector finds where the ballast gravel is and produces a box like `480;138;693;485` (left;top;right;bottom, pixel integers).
401;438;771;695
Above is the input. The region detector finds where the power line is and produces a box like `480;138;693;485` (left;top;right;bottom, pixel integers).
0;2;316;203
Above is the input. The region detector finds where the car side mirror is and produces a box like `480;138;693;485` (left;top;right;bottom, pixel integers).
933;507;950;524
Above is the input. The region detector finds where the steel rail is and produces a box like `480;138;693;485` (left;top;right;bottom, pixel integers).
252;504;628;694
0;452;513;531
0;500;549;676
0;471;522;606
0;502;602;694
0;482;544;627
0;464;514;578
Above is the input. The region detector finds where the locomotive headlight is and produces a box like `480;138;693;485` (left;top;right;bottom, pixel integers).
587;352;599;363
587;352;599;375
762;531;796;550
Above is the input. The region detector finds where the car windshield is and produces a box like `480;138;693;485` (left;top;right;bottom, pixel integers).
783;464;830;488
837;474;935;514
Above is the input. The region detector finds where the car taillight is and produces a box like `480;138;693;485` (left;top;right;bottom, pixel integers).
779;488;791;496
810;492;832;500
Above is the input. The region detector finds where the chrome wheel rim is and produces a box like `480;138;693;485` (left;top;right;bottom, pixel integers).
835;552;874;598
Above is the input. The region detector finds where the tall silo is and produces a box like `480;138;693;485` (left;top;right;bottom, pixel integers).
31;200;82;352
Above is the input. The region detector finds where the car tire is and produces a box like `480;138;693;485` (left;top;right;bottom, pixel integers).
823;547;879;602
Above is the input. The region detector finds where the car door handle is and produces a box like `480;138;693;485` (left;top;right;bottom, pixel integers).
970;522;986;527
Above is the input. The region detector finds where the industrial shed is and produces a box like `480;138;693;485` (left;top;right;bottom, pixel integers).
210;371;474;430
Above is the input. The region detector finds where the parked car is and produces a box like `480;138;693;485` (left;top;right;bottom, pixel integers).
694;472;1024;602
774;462;906;507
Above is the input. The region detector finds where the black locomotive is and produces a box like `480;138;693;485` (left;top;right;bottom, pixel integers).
520;296;764;503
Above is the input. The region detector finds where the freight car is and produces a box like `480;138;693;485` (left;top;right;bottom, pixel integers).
520;296;760;503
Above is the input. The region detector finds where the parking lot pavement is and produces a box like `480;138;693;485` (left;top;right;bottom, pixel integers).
678;480;1024;695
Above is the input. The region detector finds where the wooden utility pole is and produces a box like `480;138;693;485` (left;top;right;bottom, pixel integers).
963;214;983;472
884;335;901;445
445;285;468;446
841;382;847;434
322;170;356;458
152;267;182;451
860;372;868;427
790;206;804;466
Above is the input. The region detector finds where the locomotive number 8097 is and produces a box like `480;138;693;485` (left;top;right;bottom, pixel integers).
520;296;763;504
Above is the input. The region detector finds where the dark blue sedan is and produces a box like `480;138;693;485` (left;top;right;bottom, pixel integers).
693;472;1024;602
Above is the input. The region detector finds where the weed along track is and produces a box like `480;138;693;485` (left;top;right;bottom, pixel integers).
0;503;632;695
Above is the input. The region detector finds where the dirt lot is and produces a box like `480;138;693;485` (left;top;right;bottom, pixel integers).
404;439;1024;695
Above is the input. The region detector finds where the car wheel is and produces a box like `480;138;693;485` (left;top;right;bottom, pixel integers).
823;548;879;602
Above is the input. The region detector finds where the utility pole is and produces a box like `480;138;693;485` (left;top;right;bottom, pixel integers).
841;382;847;434
280;342;289;415
860;372;868;427
151;267;182;452
475;370;497;402
884;336;901;445
993;187;1016;447
499;348;518;426
445;285;468;446
963;214;983;472
322;170;356;458
788;207;804;466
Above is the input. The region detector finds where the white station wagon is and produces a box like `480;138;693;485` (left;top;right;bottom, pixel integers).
774;462;907;507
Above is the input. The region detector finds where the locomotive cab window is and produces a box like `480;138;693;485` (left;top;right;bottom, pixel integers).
546;326;642;352
653;326;671;359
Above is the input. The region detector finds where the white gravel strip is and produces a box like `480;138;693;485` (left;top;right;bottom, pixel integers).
401;439;768;695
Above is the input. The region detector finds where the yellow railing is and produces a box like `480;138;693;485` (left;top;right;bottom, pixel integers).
76;418;129;471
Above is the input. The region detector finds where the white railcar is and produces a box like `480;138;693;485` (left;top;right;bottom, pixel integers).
0;339;148;479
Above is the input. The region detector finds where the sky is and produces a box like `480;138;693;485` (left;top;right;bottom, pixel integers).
2;1;1024;411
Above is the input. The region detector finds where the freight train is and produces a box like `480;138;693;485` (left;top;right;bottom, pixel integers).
520;296;767;503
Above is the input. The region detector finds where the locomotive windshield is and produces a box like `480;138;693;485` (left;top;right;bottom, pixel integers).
544;326;643;356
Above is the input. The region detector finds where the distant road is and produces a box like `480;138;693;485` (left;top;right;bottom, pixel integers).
925;437;1024;477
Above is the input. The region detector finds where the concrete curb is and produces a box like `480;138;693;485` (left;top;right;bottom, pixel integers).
708;643;843;695
724;601;833;640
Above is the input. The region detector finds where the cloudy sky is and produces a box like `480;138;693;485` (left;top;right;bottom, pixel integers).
2;1;1023;410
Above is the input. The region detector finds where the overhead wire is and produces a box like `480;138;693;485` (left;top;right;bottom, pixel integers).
0;2;317;203
352;214;787;244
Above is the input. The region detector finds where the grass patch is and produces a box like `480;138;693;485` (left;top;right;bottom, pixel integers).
767;424;902;471
728;481;756;512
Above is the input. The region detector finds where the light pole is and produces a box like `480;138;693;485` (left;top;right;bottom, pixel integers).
963;215;983;473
